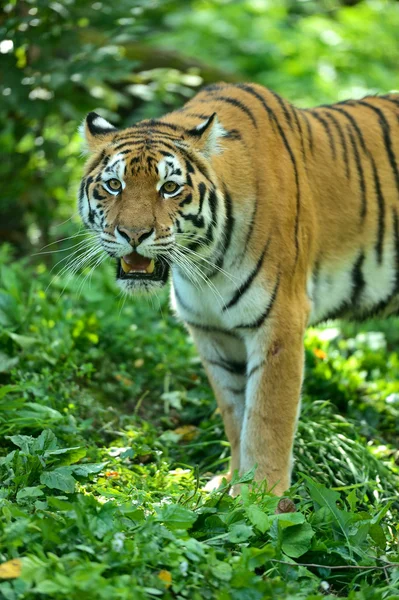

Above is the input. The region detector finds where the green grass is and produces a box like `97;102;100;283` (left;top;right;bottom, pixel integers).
0;240;398;600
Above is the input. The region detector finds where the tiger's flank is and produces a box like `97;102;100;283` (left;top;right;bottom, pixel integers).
78;83;399;495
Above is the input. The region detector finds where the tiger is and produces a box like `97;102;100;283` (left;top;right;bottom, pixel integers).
78;82;399;496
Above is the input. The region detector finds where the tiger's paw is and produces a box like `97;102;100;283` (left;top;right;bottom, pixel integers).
203;472;231;492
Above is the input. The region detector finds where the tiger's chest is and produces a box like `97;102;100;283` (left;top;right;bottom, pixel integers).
172;242;399;332
171;262;272;332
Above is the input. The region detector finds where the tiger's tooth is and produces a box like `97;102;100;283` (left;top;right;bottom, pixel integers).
146;259;155;274
121;258;130;273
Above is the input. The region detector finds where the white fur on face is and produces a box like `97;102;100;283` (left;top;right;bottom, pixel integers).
101;154;126;187
156;155;185;191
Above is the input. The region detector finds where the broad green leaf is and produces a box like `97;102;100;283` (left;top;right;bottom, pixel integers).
16;487;44;502
7;332;37;349
242;545;275;570
228;522;253;543
7;434;33;454
44;446;86;466
369;523;386;550
72;462;107;477
276;512;305;528
210;561;232;581
0;352;19;373
40;467;76;493
236;465;257;484
15;404;62;425
246;505;270;533
302;475;353;549
281;522;315;558
33;430;58;453
0;385;20;400
157;504;197;530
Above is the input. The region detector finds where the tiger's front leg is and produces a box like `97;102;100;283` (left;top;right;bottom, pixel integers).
239;299;309;496
187;328;247;490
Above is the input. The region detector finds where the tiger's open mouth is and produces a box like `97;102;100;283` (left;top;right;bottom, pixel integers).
117;251;169;284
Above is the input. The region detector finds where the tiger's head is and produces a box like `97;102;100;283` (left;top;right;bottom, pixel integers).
78;111;226;293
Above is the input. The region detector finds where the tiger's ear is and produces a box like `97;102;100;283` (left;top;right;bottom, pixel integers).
79;112;117;153
186;113;226;158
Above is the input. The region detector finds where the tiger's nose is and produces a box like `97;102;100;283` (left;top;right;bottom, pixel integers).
116;226;154;247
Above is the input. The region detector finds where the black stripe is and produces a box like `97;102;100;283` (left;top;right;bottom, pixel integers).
179;193;192;207
319;253;366;322
207;187;234;278
326;106;367;153
300;110;314;154
356;100;399;196
222;186;234;257
377;95;399;112
236;275;280;329
185;320;238;338
323;111;350;179
184;112;212;120
350;253;365;305
369;155;385;263
197;182;206;217
184;159;194;187
310;111;336;159
237;84;301;263
201;95;257;128
235;197;258;267
149;120;182;132
291;106;306;160
269;89;294;131
113;136;181;153
205;188;218;244
247;361;265;379
202;83;227;93
224;129;242;141
92;188;107;201
84;175;94;223
177;209;204;228
346;126;367;221
185;159;195;174
114;131;182;143
88;149;107;172
78;180;85;210
207;358;246;376
179;148;213;184
225;386;246;395
175;219;183;234
223;237;271;311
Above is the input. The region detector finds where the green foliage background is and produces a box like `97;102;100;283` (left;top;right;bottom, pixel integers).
1;0;399;250
1;1;399;599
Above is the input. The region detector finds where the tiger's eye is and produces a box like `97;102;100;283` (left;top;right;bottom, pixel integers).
108;178;121;191
163;181;179;194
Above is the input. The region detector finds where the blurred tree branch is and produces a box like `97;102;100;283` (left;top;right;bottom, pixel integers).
80;31;240;85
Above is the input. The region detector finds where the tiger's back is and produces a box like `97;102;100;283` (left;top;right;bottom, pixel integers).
165;84;399;325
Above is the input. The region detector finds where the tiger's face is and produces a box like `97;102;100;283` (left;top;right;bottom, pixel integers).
78;112;225;293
